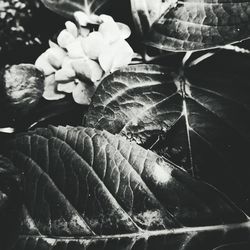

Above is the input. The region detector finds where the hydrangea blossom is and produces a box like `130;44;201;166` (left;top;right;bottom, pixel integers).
35;11;134;104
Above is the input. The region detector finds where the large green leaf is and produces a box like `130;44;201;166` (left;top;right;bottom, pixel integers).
84;52;250;214
131;0;250;51
1;126;249;249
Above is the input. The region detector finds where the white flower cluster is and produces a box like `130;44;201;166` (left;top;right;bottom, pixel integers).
35;12;134;104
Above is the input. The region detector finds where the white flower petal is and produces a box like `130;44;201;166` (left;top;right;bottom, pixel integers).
47;47;67;69
43;74;66;100
65;21;78;38
72;81;96;105
66;38;86;58
99;40;134;73
98;48;113;73
57;29;75;48
61;57;75;69
79;27;90;37
35;51;56;76
49;40;59;48
71;58;103;82
117;22;131;39
98;21;121;44
89;14;101;24
82;31;108;60
55;67;76;82
57;81;76;93
74;11;89;27
99;14;114;23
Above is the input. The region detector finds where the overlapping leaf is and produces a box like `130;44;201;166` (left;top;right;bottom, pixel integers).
0;125;249;249
131;0;250;51
84;53;250;214
40;0;112;17
130;0;175;36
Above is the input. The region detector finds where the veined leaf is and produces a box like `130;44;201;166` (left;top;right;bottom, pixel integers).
40;0;110;17
131;0;250;51
1;126;249;249
84;53;250;214
130;0;176;36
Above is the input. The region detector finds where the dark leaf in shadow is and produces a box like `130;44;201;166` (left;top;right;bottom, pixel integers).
84;52;250;214
0;156;22;249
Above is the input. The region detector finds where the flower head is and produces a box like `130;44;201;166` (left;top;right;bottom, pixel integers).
35;12;134;104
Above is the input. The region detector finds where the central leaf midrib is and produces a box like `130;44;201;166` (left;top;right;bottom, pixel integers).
18;220;250;240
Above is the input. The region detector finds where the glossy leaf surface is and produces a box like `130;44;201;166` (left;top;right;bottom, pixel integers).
0;126;249;249
85;53;250;214
131;0;250;51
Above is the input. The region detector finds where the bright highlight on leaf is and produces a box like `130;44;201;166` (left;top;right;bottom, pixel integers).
1;126;250;249
84;58;250;214
131;0;250;51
